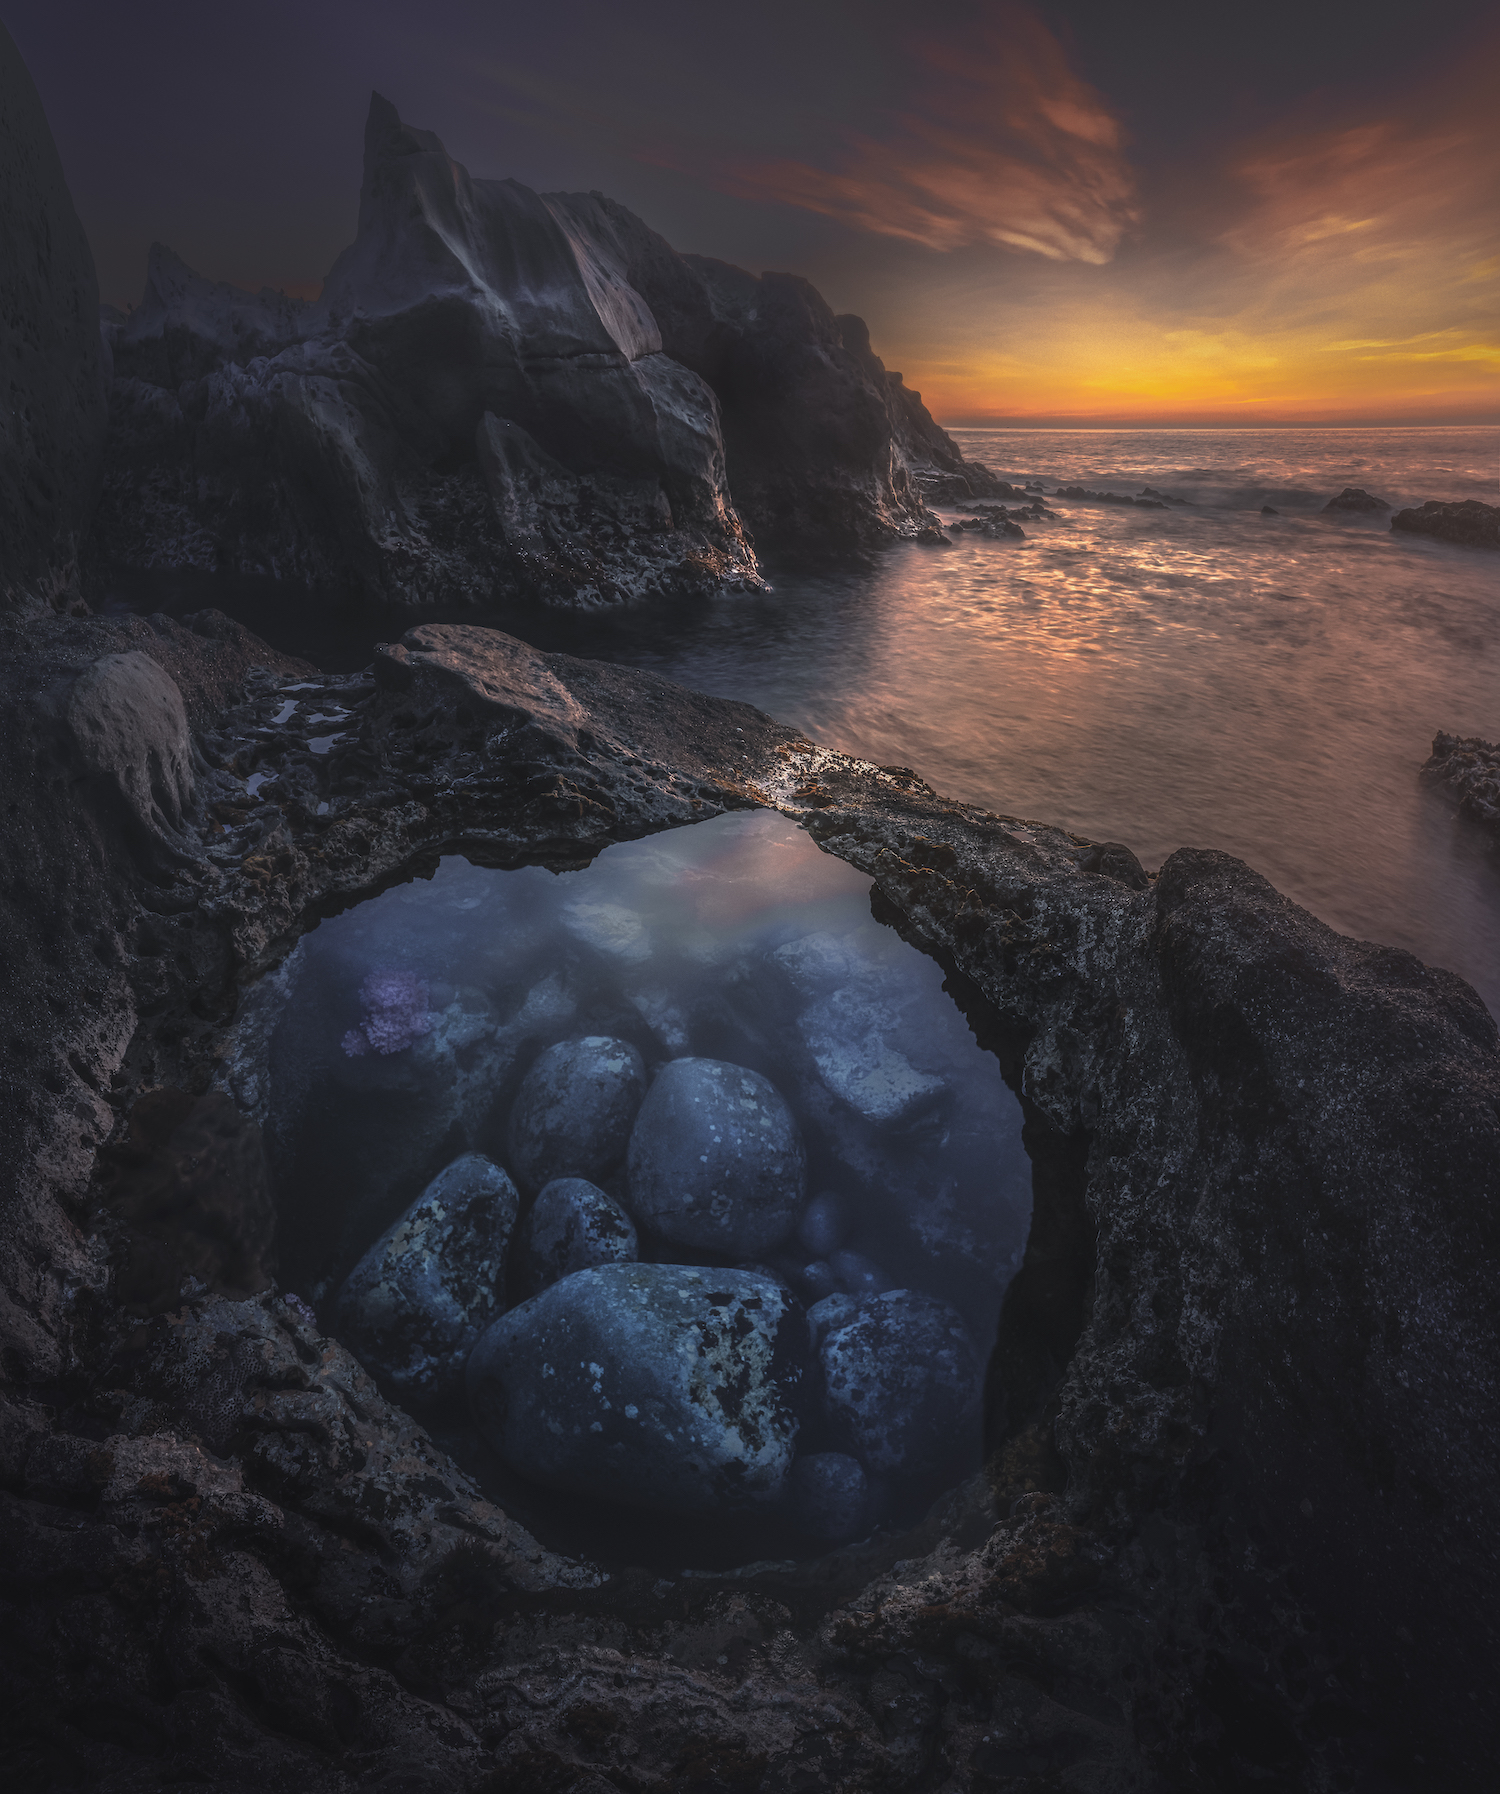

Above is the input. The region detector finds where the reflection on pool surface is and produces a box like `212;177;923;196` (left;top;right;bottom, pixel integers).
266;811;1032;1566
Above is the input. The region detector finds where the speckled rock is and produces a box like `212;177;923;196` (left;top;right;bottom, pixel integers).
799;987;946;1124
790;1451;868;1542
626;1057;806;1254
466;1263;803;1514
797;1190;849;1257
334;1154;518;1401
522;1177;638;1291
807;1292;860;1351
820;1290;981;1474
506;1035;647;1192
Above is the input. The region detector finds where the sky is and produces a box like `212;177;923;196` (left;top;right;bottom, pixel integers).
9;0;1499;425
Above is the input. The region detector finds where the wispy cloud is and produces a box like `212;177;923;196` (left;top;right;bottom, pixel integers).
646;4;1139;264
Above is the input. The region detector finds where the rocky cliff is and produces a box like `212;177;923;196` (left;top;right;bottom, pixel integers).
97;95;992;610
0;23;109;615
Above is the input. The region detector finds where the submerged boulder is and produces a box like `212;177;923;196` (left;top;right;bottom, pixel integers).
820;1290;981;1474
506;1035;647;1192
334;1154;518;1402
626;1057;806;1254
466;1263;803;1514
1321;487;1392;514
1391;498;1500;549
790;1451;868;1542
522;1177;638;1291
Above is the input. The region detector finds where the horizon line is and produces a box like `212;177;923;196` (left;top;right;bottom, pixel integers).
940;419;1500;432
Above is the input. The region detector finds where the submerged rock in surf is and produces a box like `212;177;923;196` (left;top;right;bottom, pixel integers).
466;1263;804;1515
334;1153;518;1402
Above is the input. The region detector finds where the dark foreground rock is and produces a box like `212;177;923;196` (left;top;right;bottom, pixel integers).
1391;497;1500;548
3;609;1499;1790
505;1034;646;1192
466;1263;804;1514
0;23;108;614
1424;730;1500;841
521;1177;639;1291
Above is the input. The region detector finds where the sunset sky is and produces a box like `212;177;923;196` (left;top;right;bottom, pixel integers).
14;0;1499;425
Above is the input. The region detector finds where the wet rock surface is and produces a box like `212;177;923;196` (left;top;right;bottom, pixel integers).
522;1176;639;1290
466;1263;803;1514
334;1154;518;1403
627;1057;806;1254
1424;729;1500;844
1321;484;1392;512
1391;496;1500;547
4;607;1499;1789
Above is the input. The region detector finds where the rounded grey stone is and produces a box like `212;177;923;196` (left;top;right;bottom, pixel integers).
806;1292;859;1353
335;1153;518;1401
506;1036;647;1191
790;1451;868;1543
626;1057;805;1254
820;1290;981;1474
830;1248;892;1299
524;1178;638;1291
466;1263;804;1515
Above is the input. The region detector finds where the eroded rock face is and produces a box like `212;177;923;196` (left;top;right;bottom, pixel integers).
5;612;1500;1789
334;1154;518;1402
466;1263;803;1514
0;24;108;614
627;1057;806;1254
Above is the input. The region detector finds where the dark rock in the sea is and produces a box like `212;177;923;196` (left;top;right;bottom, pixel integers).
507;1035;647;1193
0;25;108;615
522;1176;638;1291
797;1191;849;1258
1261;505;1279;515
820;1290;981;1473
626;1056;805;1253
1321;486;1392;513
1054;485;1165;509
1141;486;1191;504
335;1153;518;1402
466;1263;803;1514
913;524;952;546
790;1451;868;1542
1423;731;1500;839
1391;498;1500;549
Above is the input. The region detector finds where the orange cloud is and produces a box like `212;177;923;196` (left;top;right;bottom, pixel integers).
668;5;1139;264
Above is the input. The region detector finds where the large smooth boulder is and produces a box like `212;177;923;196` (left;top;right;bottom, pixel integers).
506;1036;647;1192
335;1154;518;1402
820;1290;981;1474
466;1263;803;1513
627;1057;805;1254
522;1177;638;1291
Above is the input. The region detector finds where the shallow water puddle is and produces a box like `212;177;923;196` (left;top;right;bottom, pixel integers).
267;811;1032;1566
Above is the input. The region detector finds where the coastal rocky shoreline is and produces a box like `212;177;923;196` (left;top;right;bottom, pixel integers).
5;22;1500;1791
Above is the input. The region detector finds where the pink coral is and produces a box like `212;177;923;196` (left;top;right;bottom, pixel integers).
342;967;433;1057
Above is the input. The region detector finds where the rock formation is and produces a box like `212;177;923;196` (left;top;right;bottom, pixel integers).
3;610;1498;1788
96;95;996;608
1391;497;1500;548
1424;729;1500;841
0;23;109;614
1321;485;1392;513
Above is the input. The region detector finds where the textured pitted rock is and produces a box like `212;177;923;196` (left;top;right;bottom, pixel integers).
0;24;108;614
627;1057;807;1254
820;1290;982;1473
5;608;1500;1787
506;1035;647;1192
1391;497;1500;548
65;650;196;833
790;1451;868;1542
1424;729;1500;841
334;1154;518;1401
466;1263;803;1514
522;1176;639;1291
